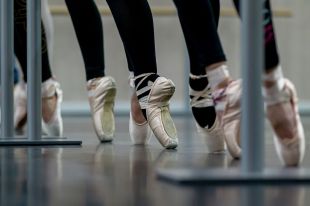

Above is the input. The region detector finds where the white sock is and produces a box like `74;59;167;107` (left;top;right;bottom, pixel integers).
263;65;285;97
207;65;230;90
128;71;135;90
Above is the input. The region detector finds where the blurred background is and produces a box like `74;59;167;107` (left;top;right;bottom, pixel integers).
48;0;310;115
1;2;310;205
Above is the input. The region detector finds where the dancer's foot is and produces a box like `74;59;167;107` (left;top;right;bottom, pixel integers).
189;74;226;153
129;73;152;145
135;73;178;149
207;65;242;158
264;78;305;166
41;78;64;137
87;76;116;142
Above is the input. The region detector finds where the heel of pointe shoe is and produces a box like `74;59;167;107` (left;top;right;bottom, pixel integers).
14;83;27;134
196;117;226;153
41;78;64;137
129;112;152;145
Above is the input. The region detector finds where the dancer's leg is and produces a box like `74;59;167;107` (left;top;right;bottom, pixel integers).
106;0;178;148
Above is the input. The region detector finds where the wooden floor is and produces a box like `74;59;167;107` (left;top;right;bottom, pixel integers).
1;116;310;206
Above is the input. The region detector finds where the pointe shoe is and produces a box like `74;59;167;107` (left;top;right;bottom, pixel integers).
129;112;152;145
213;80;242;158
190;85;226;153
14;83;27;134
196;117;226;153
264;79;305;166
128;74;152;145
41;78;63;137
87;76;116;142
142;77;178;149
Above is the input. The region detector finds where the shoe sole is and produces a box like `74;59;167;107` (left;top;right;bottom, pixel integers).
147;78;178;149
99;87;116;142
129;112;152;145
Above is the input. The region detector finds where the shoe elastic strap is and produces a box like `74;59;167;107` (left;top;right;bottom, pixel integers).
139;98;169;109
134;73;156;89
189;87;214;108
212;87;227;110
189;73;208;79
263;90;291;106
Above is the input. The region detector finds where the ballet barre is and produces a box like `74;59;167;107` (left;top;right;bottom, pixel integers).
157;0;310;184
49;5;292;17
0;0;81;146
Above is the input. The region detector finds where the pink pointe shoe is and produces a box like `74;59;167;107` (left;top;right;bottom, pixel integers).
213;80;242;159
265;79;305;167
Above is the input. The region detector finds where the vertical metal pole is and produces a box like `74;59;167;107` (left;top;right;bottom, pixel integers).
0;0;14;139
241;0;264;173
27;0;42;140
1;149;14;206
27;148;43;206
242;186;264;206
183;45;191;115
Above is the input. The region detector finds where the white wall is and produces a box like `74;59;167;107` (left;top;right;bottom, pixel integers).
48;0;310;112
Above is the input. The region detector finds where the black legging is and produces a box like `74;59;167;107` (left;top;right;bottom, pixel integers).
173;0;280;75
62;0;223;78
233;0;280;71
106;0;157;76
65;0;137;79
106;0;226;77
109;0;278;76
65;0;106;81
14;0;52;82
64;0;279;80
173;0;226;76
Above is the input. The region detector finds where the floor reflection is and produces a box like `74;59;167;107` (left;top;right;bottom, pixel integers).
0;148;60;206
0;116;310;206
